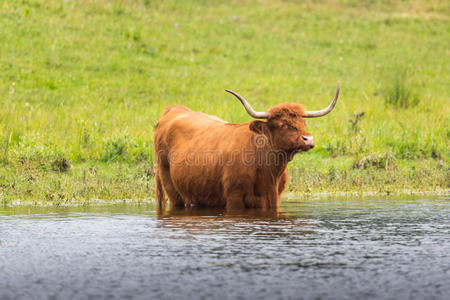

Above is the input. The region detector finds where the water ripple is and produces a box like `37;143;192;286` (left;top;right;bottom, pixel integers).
0;196;449;299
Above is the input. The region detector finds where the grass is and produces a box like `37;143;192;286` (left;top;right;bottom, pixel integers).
383;66;420;109
0;0;449;204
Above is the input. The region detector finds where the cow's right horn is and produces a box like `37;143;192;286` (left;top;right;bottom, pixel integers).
303;83;340;118
225;89;269;119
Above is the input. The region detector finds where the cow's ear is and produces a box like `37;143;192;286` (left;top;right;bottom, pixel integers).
249;121;268;134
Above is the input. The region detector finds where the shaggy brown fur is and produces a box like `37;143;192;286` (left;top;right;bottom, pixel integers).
154;103;313;210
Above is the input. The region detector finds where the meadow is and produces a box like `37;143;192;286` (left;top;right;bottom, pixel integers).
0;0;448;204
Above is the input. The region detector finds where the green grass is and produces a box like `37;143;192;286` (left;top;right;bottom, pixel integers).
383;67;420;109
0;0;449;204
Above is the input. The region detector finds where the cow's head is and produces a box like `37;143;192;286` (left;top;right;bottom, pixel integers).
226;84;340;154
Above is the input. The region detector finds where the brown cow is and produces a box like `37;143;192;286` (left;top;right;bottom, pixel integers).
154;84;340;209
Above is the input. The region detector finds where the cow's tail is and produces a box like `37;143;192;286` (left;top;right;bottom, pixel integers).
155;169;165;209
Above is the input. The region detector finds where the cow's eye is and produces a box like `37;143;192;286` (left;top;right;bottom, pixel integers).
281;124;287;129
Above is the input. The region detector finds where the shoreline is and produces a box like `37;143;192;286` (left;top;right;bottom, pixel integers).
1;156;448;206
2;189;448;208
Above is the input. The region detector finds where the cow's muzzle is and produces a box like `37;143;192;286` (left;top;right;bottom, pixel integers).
302;135;314;149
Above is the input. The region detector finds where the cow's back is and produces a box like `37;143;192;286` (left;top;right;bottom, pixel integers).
155;105;227;151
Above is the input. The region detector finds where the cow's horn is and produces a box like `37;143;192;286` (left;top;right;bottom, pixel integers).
303;83;340;118
225;89;269;119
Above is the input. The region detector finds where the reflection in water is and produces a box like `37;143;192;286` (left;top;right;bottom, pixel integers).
157;206;286;219
0;195;449;300
156;206;315;237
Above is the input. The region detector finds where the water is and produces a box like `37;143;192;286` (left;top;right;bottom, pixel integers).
1;195;449;300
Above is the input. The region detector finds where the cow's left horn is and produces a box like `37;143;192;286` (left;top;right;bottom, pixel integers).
303;83;340;118
225;89;269;119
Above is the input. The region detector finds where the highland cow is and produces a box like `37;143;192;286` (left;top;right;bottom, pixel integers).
154;84;340;209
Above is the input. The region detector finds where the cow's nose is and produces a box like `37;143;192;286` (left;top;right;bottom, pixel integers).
302;135;314;147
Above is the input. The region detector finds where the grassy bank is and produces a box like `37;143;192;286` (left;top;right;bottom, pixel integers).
0;0;449;204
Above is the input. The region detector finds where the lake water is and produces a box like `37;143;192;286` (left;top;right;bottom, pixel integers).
1;195;449;300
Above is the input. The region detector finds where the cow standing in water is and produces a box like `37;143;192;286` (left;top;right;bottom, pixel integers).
154;84;340;209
